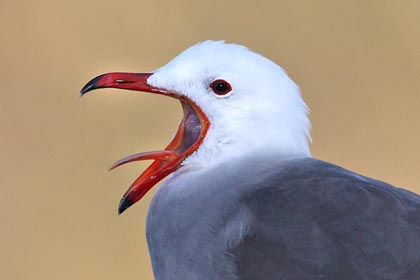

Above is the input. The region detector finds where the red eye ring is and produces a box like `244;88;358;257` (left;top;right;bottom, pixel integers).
210;79;232;96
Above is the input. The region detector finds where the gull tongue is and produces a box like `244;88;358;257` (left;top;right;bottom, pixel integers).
109;150;178;171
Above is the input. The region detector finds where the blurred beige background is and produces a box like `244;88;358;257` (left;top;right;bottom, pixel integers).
1;0;419;279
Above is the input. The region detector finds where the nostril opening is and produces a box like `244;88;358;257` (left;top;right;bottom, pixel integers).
115;79;135;84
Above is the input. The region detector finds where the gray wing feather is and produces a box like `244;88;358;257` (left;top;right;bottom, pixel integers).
229;158;420;280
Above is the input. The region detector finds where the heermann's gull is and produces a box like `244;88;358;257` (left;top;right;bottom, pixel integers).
81;41;420;279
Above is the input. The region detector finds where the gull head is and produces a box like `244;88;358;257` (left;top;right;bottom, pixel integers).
81;40;311;213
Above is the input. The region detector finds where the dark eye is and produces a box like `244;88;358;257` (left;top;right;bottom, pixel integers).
210;79;232;96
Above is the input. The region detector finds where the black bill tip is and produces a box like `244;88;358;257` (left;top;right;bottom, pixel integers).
118;196;133;215
80;74;106;96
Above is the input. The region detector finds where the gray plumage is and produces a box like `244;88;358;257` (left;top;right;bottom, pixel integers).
147;157;420;279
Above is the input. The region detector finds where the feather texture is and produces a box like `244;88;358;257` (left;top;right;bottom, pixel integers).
147;158;420;279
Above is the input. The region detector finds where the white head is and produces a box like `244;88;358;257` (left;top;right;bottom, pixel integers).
148;41;311;168
81;40;312;213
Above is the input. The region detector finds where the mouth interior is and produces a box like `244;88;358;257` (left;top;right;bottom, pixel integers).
177;100;202;154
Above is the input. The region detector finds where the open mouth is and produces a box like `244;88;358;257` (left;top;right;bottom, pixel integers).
81;72;210;214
